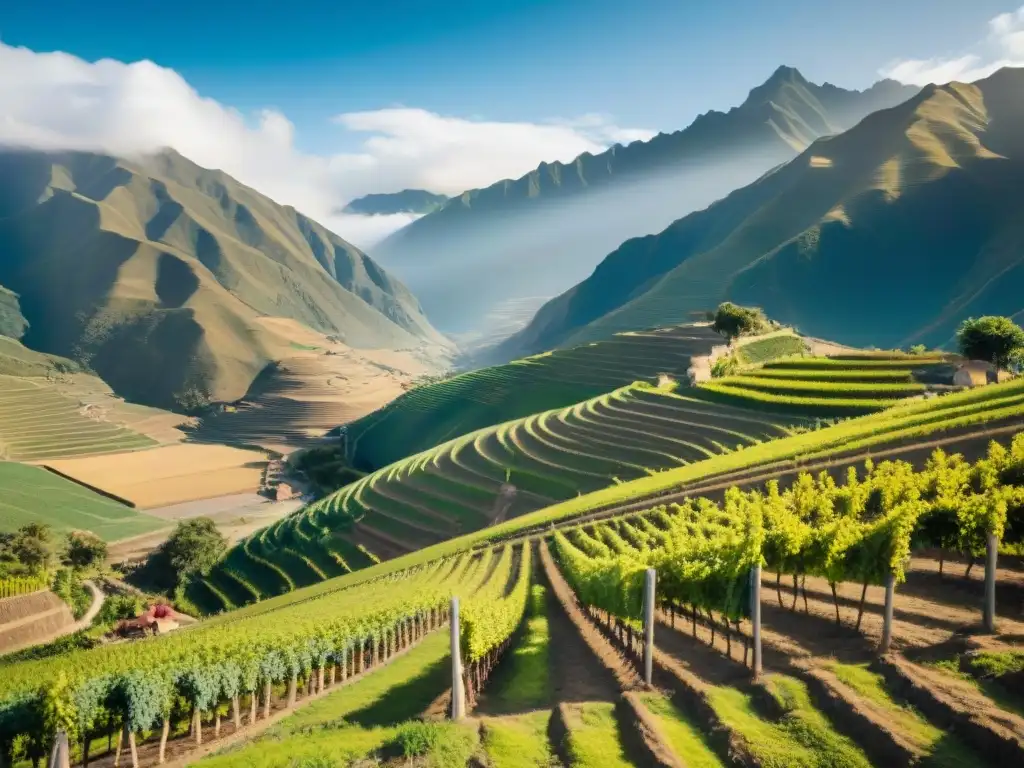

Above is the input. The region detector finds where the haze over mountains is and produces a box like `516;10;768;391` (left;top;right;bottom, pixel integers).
342;190;450;216
500;66;1024;357
0;148;447;410
371;66;918;333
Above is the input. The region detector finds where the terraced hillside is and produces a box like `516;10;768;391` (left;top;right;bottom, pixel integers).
0;375;155;461
190;381;806;613
344;324;727;471
192;353;985;614
699;353;948;415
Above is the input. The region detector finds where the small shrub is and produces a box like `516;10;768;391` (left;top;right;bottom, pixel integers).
712;302;771;342
51;569;91;619
711;355;739;378
392;722;479;768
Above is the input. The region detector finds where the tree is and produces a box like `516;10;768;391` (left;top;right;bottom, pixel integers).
13;524;55;574
956;316;1024;368
712;302;769;342
160;518;226;584
908;344;928;355
64;531;108;569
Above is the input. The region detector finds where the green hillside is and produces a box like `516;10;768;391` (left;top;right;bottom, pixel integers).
0;462;165;541
0;148;447;410
192;351;973;613
501;66;1024;357
340;324;724;472
374;67;917;332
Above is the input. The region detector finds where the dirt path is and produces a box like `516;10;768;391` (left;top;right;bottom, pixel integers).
545;576;625;705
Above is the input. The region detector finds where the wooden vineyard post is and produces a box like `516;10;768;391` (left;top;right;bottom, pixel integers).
643;568;655;686
879;573;895;654
983;532;998;633
450;596;466;720
47;731;70;768
750;563;762;678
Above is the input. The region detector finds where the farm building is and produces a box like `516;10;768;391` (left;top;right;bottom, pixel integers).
952;361;1011;388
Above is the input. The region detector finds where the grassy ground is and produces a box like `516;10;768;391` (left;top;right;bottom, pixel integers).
476;584;559;766
827;662;980;767
706;675;873;768
0;462;166;540
481;711;557;768
635;693;725;768
929;663;1024;720
479;585;552;712
736;334;808;365
200;631;456;767
559;702;635;767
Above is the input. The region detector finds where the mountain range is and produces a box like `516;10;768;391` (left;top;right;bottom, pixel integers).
0;148;447;410
342;189;450;216
371;66;918;333
499;67;1024;357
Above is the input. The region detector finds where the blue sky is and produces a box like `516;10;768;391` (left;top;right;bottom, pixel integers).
1;0;1016;154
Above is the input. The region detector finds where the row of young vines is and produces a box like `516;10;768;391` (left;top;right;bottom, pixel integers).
552;435;1024;639
0;550;499;766
458;543;533;705
0;576;48;600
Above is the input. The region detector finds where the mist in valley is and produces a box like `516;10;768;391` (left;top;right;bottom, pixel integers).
366;144;796;340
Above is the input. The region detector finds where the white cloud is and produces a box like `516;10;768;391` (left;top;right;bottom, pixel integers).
880;6;1024;85
0;42;653;248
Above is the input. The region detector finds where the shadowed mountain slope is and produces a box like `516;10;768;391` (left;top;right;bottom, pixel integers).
0;148;448;409
501;67;1024;357
373;67;917;333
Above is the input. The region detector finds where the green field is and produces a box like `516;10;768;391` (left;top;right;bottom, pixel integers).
0;376;155;461
0;462;166;541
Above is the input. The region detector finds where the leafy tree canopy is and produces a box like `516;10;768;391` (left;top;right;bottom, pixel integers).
64;531;108;569
956;316;1024;368
160;517;226;583
0;524;56;575
712;302;770;342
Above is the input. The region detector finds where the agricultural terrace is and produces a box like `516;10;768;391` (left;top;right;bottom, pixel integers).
0;463;166;541
0;376;155;461
191;374;1024;619
342;324;726;471
4;442;1024;767
698;353;950;415
733;332;809;364
194;361;1020;614
191;380;806;613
